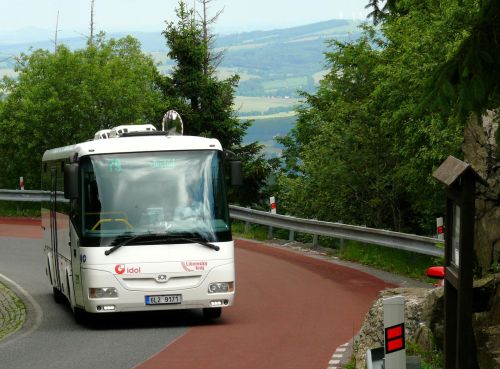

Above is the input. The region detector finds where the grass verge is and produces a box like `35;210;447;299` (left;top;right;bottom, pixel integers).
231;220;443;282
338;240;444;281
0;201;40;217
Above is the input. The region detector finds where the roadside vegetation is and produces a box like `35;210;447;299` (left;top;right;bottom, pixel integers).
0;202;39;218
344;343;444;369
231;220;443;282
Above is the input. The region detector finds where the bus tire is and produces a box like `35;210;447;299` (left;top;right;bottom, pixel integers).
202;307;221;319
73;307;89;325
52;287;65;304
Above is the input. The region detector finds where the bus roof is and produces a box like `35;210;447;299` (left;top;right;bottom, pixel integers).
42;135;223;162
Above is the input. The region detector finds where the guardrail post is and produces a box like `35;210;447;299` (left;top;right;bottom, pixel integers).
339;237;345;252
289;230;295;242
244;221;251;234
312;234;318;248
267;226;273;240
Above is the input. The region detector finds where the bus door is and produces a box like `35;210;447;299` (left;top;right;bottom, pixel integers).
50;167;62;292
69;224;84;306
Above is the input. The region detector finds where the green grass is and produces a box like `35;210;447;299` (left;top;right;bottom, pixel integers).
216;68;257;82
339;240;443;281
262;76;308;91
407;341;444;369
232;221;270;241
342;344;443;369
343;359;356;369
0;201;40;217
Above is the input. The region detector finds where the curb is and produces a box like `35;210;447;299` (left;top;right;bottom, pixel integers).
0;274;43;348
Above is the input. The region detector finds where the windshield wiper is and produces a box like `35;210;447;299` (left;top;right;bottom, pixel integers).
104;233;220;256
104;233;146;256
164;231;220;251
171;237;220;251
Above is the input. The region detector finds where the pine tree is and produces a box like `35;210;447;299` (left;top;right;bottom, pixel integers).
161;0;273;206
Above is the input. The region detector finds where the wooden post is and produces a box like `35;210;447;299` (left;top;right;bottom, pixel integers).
433;156;486;369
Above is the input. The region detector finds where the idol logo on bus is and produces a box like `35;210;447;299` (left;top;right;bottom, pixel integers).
114;264;141;274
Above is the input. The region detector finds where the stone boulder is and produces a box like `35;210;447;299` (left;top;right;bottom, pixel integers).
473;274;500;369
353;287;438;369
354;275;500;369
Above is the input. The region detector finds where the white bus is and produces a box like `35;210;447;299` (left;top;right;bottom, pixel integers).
41;124;241;322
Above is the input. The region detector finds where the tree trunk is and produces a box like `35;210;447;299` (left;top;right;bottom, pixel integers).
463;110;500;276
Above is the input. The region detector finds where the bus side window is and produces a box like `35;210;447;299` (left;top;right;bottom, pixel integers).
86;179;101;213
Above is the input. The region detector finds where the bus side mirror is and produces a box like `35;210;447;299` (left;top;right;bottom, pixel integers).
64;163;79;199
230;161;242;187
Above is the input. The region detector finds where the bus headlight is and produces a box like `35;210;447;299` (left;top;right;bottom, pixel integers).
89;287;118;298
208;282;234;294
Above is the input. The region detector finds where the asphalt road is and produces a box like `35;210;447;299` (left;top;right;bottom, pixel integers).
0;220;392;369
0;235;190;369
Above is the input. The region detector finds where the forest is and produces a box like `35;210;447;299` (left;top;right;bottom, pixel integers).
0;0;498;248
277;0;499;236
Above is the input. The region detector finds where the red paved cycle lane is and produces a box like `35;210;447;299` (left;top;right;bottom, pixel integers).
0;217;41;239
136;239;392;369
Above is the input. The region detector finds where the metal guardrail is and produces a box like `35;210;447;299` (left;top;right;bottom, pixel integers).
229;205;443;257
0;189;443;257
0;189;51;202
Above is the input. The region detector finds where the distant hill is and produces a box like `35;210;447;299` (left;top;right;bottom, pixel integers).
0;20;363;155
0;19;362;97
215;19;362;96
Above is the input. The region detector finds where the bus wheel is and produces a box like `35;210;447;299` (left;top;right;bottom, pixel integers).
202;307;221;319
52;287;65;304
73;307;89;325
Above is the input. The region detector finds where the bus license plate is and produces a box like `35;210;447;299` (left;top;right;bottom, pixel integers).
145;294;182;305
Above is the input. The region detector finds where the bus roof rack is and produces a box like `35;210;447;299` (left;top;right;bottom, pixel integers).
94;124;158;140
120;131;169;137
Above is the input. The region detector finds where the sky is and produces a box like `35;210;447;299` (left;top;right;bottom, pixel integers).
0;0;370;40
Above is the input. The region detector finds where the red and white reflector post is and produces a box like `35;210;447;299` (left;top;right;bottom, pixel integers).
270;196;276;214
20;176;25;191
436;217;444;241
383;295;406;369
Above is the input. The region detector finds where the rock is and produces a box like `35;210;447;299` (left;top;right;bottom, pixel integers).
463;110;500;276
353;276;499;369
353;287;430;369
422;286;444;348
414;324;435;353
473;274;500;369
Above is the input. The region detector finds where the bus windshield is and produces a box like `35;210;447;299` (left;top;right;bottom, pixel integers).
79;150;231;246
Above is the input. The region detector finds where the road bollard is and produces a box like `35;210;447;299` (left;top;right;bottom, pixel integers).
383;295;406;369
